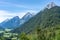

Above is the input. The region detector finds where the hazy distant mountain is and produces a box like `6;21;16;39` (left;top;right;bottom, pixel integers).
22;12;33;21
1;16;20;29
0;12;34;29
20;12;33;26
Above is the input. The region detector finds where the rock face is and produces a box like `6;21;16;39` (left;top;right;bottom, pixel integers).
46;2;56;9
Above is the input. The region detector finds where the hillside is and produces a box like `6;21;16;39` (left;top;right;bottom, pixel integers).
13;6;60;34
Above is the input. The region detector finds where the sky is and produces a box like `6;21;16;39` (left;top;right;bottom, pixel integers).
0;0;60;23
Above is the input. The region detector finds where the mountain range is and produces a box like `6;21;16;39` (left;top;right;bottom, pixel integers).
0;12;34;29
12;2;60;34
1;2;60;36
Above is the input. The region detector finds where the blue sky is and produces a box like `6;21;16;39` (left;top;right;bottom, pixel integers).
0;0;60;22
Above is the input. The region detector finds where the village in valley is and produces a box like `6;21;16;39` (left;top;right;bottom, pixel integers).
0;29;18;40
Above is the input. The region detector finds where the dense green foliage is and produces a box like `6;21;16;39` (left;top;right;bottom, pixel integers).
19;32;29;40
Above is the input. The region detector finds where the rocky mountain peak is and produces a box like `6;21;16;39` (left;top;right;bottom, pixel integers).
46;2;56;9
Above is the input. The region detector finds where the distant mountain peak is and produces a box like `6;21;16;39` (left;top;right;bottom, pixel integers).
13;16;20;19
12;16;20;21
25;12;32;16
22;12;33;21
46;2;56;9
22;12;32;18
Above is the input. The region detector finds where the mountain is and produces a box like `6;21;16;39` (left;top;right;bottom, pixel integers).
20;12;33;25
1;16;20;29
12;5;60;34
46;2;56;9
22;12;33;21
0;12;33;29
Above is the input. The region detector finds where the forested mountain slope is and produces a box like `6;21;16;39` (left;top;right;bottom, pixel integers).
13;6;60;34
